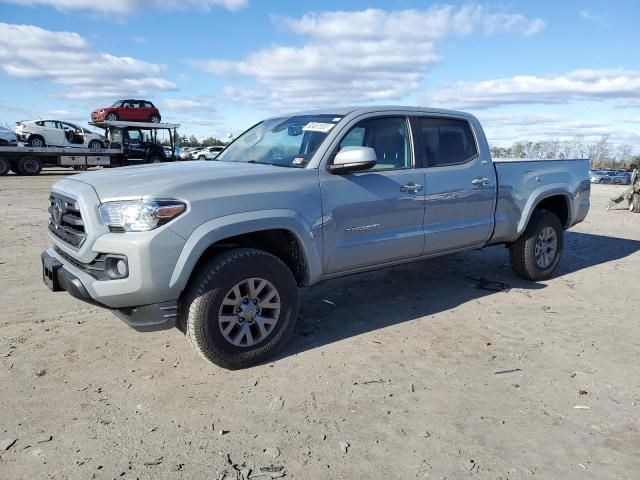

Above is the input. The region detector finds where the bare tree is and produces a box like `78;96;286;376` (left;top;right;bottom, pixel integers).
559;140;574;159
573;135;586;159
541;139;561;159
588;135;611;165
618;144;632;162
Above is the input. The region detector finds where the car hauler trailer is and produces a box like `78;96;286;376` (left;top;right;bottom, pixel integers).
0;120;180;176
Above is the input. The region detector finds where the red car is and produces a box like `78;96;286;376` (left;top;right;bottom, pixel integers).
91;99;161;123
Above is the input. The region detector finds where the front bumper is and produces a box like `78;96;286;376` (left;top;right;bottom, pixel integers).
42;249;178;331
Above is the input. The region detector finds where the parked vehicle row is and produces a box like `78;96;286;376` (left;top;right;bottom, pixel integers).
178;145;225;160
590;169;632;184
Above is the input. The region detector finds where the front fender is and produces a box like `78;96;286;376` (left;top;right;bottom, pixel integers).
168;209;322;292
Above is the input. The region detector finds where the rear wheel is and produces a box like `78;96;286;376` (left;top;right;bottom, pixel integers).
17;156;42;176
181;248;299;369
630;193;640;213
149;114;161;123
0;158;9;176
509;209;564;281
28;135;45;148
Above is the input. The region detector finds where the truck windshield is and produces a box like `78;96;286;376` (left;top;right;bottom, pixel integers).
217;114;342;168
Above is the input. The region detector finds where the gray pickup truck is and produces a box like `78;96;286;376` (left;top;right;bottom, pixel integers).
41;106;590;368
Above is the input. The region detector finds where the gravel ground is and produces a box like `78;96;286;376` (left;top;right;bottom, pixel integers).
1;170;639;480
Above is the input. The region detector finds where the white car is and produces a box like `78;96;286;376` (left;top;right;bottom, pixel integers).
15;120;106;150
193;145;225;160
0;126;18;146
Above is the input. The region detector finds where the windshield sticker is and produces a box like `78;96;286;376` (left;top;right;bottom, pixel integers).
302;122;336;133
292;157;305;165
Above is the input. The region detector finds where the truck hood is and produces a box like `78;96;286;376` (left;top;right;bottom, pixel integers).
68;161;287;200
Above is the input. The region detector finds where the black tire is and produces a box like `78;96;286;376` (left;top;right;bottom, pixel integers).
148;155;162;164
149;114;161;123
0;158;9;176
73;165;88;171
509;209;564;281
181;248;299;369
630;193;640;213
28;135;45;148
17;156;42;176
88;140;102;151
105;113;119;121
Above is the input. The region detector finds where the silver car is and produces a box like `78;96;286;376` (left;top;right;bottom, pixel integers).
0;126;18;146
590;171;612;184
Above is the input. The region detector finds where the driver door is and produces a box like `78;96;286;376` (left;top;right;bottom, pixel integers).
319;116;426;274
61;123;84;146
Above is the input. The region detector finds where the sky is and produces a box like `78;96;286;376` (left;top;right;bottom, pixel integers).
0;0;639;156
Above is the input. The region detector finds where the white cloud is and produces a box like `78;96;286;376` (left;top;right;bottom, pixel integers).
191;4;545;109
0;22;177;101
2;0;247;15
163;98;216;114
424;69;640;109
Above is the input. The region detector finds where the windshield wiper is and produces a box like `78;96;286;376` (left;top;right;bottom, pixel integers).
246;160;289;168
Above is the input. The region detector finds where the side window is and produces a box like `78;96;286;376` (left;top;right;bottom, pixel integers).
338;117;411;170
126;130;142;142
143;101;154;108
418;118;478;167
43;121;59;129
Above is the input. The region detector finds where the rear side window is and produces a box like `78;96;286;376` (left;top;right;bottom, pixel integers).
43;121;59;129
143;101;154;108
418;118;478;167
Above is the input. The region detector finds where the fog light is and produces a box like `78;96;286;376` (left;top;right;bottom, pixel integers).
116;259;128;276
104;255;128;279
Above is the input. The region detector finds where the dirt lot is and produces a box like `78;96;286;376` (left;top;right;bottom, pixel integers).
0;170;639;480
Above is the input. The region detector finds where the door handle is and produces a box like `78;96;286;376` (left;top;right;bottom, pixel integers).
471;177;490;186
400;182;423;193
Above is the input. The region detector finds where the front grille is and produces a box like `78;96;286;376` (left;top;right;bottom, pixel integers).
48;193;87;248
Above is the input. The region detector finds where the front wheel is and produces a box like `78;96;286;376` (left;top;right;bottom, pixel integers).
105;113;119;122
509;209;564;281
88;140;102;151
181;248;299;369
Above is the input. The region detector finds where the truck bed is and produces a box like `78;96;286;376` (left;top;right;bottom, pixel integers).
490;158;591;244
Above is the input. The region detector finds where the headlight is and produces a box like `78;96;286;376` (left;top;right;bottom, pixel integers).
98;200;186;232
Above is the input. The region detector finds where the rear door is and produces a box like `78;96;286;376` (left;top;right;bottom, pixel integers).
319;115;426;273
413;116;496;254
40;120;64;146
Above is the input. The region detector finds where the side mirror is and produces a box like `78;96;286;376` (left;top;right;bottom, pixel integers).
329;146;377;174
